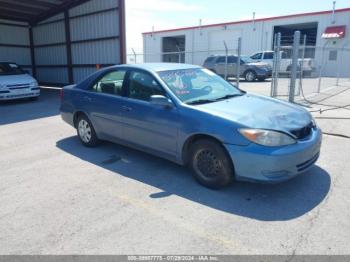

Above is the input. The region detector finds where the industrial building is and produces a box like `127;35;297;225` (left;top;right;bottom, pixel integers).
0;0;126;86
143;8;350;77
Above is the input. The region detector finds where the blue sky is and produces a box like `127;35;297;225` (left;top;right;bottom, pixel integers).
125;0;350;53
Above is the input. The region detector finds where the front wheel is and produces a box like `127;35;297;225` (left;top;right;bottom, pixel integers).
77;115;100;147
244;70;257;82
189;139;234;189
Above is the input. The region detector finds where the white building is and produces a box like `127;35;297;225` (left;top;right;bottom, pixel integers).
143;8;350;77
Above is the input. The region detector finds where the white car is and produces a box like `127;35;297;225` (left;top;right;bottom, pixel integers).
250;51;314;74
0;62;40;101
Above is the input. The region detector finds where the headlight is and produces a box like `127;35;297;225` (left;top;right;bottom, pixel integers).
239;128;296;147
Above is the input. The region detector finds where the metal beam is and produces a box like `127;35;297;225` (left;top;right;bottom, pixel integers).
3;0;59;9
0;2;45;14
0;9;33;21
0;14;29;22
118;0;126;64
31;0;90;25
64;10;73;84
29;27;37;79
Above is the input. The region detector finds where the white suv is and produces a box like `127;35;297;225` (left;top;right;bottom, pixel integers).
0;62;40;101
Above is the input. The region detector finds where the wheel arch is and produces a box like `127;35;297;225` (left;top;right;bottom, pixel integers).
73;111;89;128
181;134;229;165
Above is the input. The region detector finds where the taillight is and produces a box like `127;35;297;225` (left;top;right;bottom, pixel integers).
60;88;64;100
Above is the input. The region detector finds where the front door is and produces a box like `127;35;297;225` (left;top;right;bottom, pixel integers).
121;70;179;157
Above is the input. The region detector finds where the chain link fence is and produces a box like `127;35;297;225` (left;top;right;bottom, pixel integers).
270;31;350;104
127;32;350;104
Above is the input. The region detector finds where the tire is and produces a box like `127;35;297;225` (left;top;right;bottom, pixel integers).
244;70;257;82
189;139;234;189
76;115;100;147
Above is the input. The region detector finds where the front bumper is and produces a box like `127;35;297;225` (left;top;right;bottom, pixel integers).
224;127;322;183
0;89;40;101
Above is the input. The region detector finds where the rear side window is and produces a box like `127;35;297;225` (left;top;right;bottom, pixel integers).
128;71;165;102
216;57;226;63
228;56;238;63
264;52;274;59
92;70;126;96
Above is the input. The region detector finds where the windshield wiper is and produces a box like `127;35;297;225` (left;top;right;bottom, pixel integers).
213;93;245;101
186;99;217;105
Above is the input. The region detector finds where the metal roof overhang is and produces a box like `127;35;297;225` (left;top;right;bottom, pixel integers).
322;25;346;39
0;0;90;25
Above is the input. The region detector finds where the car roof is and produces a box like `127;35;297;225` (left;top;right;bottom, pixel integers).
110;63;201;72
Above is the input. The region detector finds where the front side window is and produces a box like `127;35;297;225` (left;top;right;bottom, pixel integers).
128;71;165;101
251;53;262;60
92;70;126;96
158;68;243;104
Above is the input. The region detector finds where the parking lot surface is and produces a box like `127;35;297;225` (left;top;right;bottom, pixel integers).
1;87;350;254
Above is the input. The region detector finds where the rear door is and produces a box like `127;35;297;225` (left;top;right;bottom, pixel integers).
77;69;127;139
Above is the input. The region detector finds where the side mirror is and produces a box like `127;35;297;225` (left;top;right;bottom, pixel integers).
150;95;174;108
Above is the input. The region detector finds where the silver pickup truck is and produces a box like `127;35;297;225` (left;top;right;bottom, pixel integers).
250;51;315;75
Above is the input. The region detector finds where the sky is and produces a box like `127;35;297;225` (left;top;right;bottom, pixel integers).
125;0;350;54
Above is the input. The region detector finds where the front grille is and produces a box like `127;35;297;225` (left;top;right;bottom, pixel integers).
7;83;31;90
290;122;313;140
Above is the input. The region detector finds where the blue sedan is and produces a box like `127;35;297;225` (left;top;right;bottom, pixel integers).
60;63;322;189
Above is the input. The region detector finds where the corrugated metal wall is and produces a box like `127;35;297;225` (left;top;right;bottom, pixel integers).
69;0;121;83
0;0;125;86
0;19;31;71
33;16;68;85
30;0;124;85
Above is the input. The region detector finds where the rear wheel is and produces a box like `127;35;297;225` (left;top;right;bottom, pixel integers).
76;115;99;147
244;70;257;82
189;139;234;189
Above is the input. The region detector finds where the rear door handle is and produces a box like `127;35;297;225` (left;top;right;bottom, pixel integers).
121;106;132;112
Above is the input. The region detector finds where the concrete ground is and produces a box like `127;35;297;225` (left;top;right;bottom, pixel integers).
0;86;349;255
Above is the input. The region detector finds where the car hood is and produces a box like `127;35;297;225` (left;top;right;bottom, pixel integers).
0;74;35;85
194;94;312;131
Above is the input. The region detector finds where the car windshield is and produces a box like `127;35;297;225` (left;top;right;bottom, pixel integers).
0;63;25;76
158;68;244;105
240;56;254;64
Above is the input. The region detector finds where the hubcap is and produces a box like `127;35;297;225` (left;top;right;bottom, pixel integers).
193;149;222;179
246;72;255;81
78;119;92;143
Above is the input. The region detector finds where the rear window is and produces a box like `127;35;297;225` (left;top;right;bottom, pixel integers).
0;63;25;76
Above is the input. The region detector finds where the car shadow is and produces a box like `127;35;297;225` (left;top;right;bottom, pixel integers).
0;88;60;125
56;136;331;221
